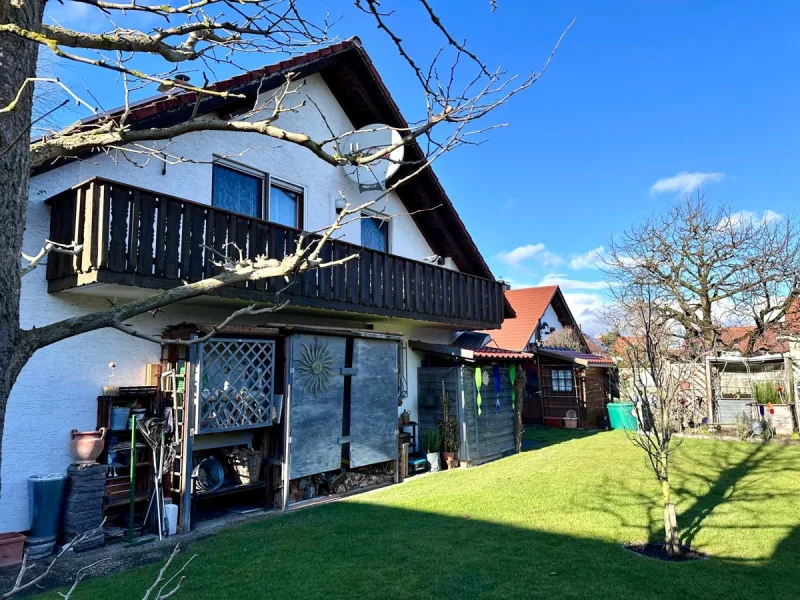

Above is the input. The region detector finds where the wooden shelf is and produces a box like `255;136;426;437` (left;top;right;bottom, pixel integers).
194;480;266;499
105;492;151;507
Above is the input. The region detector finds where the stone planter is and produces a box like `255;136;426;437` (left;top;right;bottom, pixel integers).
426;452;441;472
69;428;107;464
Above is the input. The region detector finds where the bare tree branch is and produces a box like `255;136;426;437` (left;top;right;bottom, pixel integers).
20;240;83;277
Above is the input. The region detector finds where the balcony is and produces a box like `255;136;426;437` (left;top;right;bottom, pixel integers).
46;178;506;329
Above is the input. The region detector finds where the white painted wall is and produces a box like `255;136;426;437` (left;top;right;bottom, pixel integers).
2;74;466;532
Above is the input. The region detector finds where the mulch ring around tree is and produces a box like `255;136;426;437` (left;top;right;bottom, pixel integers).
624;543;708;562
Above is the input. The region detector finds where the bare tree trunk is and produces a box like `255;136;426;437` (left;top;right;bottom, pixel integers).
661;477;680;557
0;0;46;495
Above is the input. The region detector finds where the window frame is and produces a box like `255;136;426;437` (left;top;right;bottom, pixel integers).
268;176;305;231
550;368;574;393
211;159;266;219
360;209;391;253
211;159;306;230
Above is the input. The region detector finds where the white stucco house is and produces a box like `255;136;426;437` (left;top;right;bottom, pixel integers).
4;39;511;533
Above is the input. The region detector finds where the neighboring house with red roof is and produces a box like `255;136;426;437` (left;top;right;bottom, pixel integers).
480;286;616;429
479;285;576;352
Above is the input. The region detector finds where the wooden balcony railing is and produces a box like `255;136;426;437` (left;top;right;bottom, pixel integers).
46;178;505;328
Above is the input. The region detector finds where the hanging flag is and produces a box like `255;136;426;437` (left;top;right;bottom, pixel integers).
493;365;501;413
509;364;517;410
475;367;483;416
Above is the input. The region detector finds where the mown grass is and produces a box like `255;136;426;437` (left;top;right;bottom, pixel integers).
36;428;800;599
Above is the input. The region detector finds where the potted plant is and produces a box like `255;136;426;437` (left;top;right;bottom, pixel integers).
438;382;459;469
423;429;442;472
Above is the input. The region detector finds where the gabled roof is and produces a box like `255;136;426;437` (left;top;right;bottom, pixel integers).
479;286;578;351
34;38;511;306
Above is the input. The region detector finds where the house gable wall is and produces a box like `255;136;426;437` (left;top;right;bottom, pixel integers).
26;73;447;268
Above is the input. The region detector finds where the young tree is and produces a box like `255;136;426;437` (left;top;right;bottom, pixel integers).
605;191;800;355
606;286;697;558
0;2;573;491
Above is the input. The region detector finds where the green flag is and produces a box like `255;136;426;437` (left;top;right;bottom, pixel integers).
509;364;517;409
475;367;483;416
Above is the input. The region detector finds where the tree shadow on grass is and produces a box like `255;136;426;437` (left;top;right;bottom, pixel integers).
521;424;601;452
672;441;800;550
36;496;800;600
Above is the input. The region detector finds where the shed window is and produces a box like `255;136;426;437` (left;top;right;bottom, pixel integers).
551;369;573;392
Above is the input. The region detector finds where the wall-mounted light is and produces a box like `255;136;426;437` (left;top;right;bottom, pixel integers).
335;198;347;214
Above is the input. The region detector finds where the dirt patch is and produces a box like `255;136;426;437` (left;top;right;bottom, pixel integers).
624;543;707;562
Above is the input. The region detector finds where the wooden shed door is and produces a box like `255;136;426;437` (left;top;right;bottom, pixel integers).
289;334;346;479
349;338;398;468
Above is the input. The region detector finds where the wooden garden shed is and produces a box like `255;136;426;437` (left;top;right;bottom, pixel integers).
411;342;528;466
524;347;616;429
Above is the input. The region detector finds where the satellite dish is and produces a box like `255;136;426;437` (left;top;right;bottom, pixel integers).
566;409;577;419
341;123;404;192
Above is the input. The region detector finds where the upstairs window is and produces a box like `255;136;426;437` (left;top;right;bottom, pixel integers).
361;213;389;252
211;163;263;218
551;369;573;393
269;180;303;229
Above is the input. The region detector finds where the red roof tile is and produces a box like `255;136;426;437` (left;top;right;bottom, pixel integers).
478;286;559;351
473;347;534;361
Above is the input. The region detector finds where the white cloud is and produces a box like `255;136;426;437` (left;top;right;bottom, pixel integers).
650;171;725;195
561;292;608;335
538;274;610;291
500;198;517;213
496;244;564;268
569;246;605;270
719;209;783;229
496;244;545;267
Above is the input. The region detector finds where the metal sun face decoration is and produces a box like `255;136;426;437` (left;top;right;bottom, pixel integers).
297;342;335;395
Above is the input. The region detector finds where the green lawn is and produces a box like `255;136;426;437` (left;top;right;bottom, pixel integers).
38;428;800;599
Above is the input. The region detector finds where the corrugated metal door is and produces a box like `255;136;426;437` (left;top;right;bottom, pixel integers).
289;334;346;479
349;338;398;468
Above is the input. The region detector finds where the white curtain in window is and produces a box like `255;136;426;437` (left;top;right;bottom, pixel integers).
212;165;261;217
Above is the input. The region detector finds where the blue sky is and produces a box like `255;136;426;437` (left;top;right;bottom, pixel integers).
43;1;800;333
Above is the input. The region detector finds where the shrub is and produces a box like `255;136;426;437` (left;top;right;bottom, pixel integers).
753;381;781;404
423;429;442;453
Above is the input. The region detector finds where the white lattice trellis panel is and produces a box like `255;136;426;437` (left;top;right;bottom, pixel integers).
196;338;276;433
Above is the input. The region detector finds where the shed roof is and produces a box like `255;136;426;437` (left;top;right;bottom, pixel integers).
536;346;615;367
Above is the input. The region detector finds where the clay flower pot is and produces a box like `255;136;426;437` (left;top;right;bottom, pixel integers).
69;428;107;464
442;452;459;469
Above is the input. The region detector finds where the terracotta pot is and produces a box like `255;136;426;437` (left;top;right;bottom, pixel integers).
442;452;459;469
69;428;107;464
